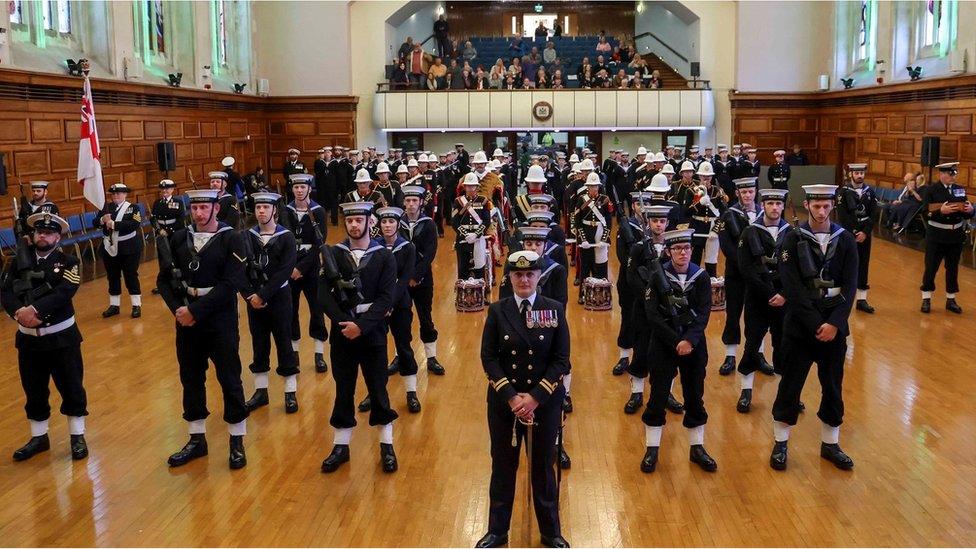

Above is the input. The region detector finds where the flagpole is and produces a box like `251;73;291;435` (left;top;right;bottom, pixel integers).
77;59;106;211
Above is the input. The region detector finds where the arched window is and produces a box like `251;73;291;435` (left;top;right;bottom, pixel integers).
209;0;252;87
851;0;877;69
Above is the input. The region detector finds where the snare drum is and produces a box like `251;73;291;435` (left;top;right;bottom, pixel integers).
582;277;613;311
710;276;726;311
455;278;487;312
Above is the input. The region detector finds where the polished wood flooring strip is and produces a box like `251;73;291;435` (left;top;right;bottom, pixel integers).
0;229;974;546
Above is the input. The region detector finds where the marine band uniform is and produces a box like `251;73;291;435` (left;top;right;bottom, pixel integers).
572;172;612;304
452;172;493;281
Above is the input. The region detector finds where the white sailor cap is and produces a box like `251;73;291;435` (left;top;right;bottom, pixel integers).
846;163;867;171
208;171;228;180
376;206;404;220
251;192;282;205
109;182;132;193
287;148;300;155
643;204;673;218
186;189;220;203
340;201;374;216
525;210;555;223
518;226;551;241
759;188;789;202
774;149;786;156
402;185;426;198
289;173;314;186
158;179;176;188
30;180;50;189
221;156;235;167
733;177;758;189
802;184;838;199
663;229;694;246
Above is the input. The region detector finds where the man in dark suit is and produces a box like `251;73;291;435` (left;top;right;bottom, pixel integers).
476;250;570;549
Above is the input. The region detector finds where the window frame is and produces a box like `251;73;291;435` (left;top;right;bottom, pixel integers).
134;0;175;69
849;0;877;74
912;0;957;60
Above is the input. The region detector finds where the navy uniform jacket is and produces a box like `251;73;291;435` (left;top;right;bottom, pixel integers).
151;196;187;232
481;294;570;405
922;182;975;244
94;201;144;255
837;185;877;237
738;218;792;301
282;160;307;184
318;239;396;347
216;192;241;229
713;159;735;196
616;215;642;265
284;201;328;276
400;214;437;287
767;162;791;190
641;262;711;349
240;225;297;302
626;237;666;295
498;256;568;305
18;201;59;229
158;223;248;323
778;223;858;337
1;247;82;351
715;201;759;279
385;236;416;309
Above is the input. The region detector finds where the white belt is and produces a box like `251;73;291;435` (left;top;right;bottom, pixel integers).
581;220;602;226
298;244;313;251
280;281;289;289
354;302;373;314
692;215;715;222
158;219;177;225
928;220;964;230
112;232;137;242
187;286;213;297
823;288;841;297
19;316;75;337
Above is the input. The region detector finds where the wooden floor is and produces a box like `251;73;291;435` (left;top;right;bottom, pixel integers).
1;228;975;547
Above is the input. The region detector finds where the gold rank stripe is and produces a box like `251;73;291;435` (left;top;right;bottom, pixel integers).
492;378;510;391
539;379;556;393
63;272;81;283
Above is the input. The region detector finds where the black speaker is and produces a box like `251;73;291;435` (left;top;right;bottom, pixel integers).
920;136;940;167
690;62;700;78
156;141;177;172
0;152;7;196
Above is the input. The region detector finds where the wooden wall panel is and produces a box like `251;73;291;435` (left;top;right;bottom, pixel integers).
731;76;976;191
0;69;357;222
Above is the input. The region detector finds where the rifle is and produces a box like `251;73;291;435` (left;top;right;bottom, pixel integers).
240;229;269;288
319;244;364;312
151;216;188;306
9;192;50;305
610;183;635;250
795;237;844;310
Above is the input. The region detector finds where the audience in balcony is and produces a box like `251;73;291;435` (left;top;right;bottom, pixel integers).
594;55;609;74
462;41;478;62
648;70;663;89
536;67;550;88
553;21;563;37
448;60;465;89
425;72;440;90
427;57;448;88
619;41;633;63
596;35;612;52
543;41;558;64
628;53;647;71
398;37;415;61
488;63;505;88
433;14;451;58
552;76;565;89
578;64;593;88
535;21;549;39
407;44;433;86
502;74;518;89
474;67;490;90
612;69;629;88
391;61;411;90
508;36;526;57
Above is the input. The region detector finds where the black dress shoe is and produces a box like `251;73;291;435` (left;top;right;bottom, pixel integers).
573;276;581;287
229;435;246;469
70;434;88;460
947;298;963;314
13;434;50;461
666;393;684;414
284;391;299;414
387;356;400;375
315;352;328;373
611;357;628;376
427;357;445;375
718;355;736;376
736;389;752;413
321;444;350;473
358;395;372;412
380;443;398;473
131;305;141;318
577;294;584;304
624;392;643;414
541;535;570;548
558;448;571;469
856;299;875;314
101;305;120;318
770;440;788;470
799;401;806;411
820;442;854;470
406;391;422;413
689;444;717;472
757;354;775;376
640;446;659;473
474;532;508;548
245;388;269;411
921;298;931;313
168;434;208;467
562;395;573;413
151;287;161;295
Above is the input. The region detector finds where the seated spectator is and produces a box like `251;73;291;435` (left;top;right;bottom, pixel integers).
509;56;523;79
522;77;536;89
391;60;410;90
593;68;610;88
398;37;415;61
596;35;612;52
786;143;809;165
502;73;518;90
473;67;490;90
891;173;926;232
428;57;448;88
551;77;565;89
610;46;622;65
594;55;609;75
522;55;538;84
508;36;526;57
527;46;542;65
631;76;644;89
579;65;593;88
551;69;563;83
458;68;474;90
629;53;647;71
448;59;465;89
535;21;548;40
648;69;663;89
462;41;478;62
547;58;564;78
619;41;633;63
543;41;558;64
612;68;629;88
407;44;433;88
489;63;505;88
577;57;592;82
449;39;461;60
536;67;549;89
426;72;440;90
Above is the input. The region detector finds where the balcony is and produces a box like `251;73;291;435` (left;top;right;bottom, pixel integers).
372;89;714;132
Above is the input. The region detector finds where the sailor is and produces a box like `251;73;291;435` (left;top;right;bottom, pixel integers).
94;182;144;318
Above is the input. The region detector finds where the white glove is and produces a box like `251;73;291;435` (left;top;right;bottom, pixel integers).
699;193;712;208
465;233;477;244
579;241;592;249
